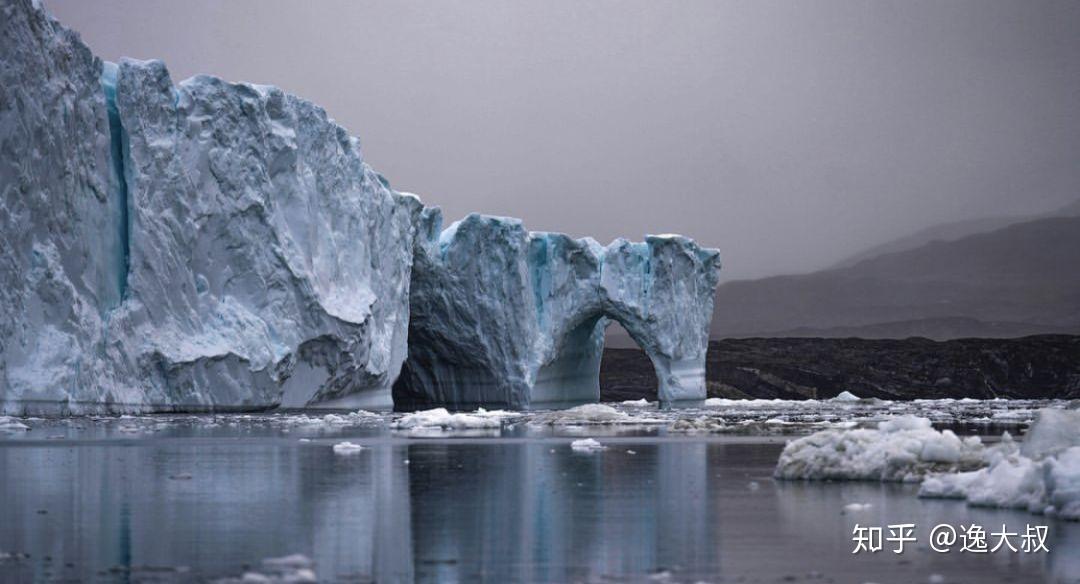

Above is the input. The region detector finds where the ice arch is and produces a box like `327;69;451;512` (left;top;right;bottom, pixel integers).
392;210;721;409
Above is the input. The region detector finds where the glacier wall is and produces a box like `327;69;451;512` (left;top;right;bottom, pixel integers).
1;0;721;412
1;0;422;413
394;211;722;408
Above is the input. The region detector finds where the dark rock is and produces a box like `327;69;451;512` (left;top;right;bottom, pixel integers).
600;335;1080;401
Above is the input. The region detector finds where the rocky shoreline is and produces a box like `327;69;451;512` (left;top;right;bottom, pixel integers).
599;335;1080;401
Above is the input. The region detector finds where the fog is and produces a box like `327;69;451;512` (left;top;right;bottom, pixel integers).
48;0;1080;280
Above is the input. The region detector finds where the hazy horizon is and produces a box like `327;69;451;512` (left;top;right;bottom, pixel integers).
47;0;1080;281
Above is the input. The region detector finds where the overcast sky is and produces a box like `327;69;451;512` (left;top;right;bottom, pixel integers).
48;0;1080;280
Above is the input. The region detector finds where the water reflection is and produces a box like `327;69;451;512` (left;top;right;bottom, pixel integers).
0;435;1076;583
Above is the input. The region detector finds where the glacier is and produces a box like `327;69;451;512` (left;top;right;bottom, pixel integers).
393;211;721;408
0;0;722;413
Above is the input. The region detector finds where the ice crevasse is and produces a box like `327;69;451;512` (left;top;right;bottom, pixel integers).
0;0;721;413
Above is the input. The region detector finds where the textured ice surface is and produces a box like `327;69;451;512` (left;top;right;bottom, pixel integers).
773;415;987;482
393;407;517;433
570;438;607;452
394;211;721;409
332;441;366;455
769;405;1080;521
2;0;723;413
919;409;1080;520
1;0;421;413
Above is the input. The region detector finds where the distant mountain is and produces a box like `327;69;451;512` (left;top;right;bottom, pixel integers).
832;198;1080;268
711;215;1080;340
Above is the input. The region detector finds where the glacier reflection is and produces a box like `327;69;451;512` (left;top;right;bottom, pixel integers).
0;437;716;582
1;435;1075;583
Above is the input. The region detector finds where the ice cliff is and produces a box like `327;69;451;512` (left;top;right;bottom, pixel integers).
0;0;721;412
394;211;721;408
1;0;422;413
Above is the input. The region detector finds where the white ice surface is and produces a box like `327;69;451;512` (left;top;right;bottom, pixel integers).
774;415;986;482
393;408;517;431
570;438;606;453
331;441;365;455
919;409;1080;520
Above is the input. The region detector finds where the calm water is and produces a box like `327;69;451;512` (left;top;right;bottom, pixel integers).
1;416;1078;583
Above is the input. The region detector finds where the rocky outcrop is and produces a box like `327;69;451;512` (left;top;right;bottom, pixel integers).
599;336;1080;401
394;211;722;408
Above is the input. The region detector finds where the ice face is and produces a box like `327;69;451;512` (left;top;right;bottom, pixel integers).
1;1;421;413
0;0;118;412
1;0;720;413
394;211;722;408
106;60;422;411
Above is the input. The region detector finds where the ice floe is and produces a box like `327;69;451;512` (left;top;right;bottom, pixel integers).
0;417;29;432
393;408;517;431
215;553;317;583
570;438;607;453
774;415;986;482
919;409;1080;520
773;407;1080;520
331;441;365;455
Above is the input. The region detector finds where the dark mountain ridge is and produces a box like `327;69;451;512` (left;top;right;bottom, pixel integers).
710;215;1080;340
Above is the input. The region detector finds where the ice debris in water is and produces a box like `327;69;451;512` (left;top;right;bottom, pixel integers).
0;417;30;432
919;408;1080;520
570;438;606;453
774;408;1080;521
620;398;653;407
331;441;365;455
215;553;316;583
774;415;986;482
393;408;516;430
831;391;861;402
530;403;661;426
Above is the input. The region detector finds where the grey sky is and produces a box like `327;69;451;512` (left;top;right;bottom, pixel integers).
48;0;1080;280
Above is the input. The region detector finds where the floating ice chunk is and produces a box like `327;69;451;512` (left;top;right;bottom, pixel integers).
318;411;380;427
530;403;661;425
570;438;606;452
218;553;317;583
620;398;653;407
832;391;861;402
843;503;872;512
0;417;30;432
669;416;726;433
1046;446;1080;520
394;408;514;430
774;415;985;482
1020;409;1080;459
914;409;1080;520
331;441;365;455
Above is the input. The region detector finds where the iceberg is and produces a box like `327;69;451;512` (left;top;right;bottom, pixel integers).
0;0;721;412
1;0;421;413
394;212;721;409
